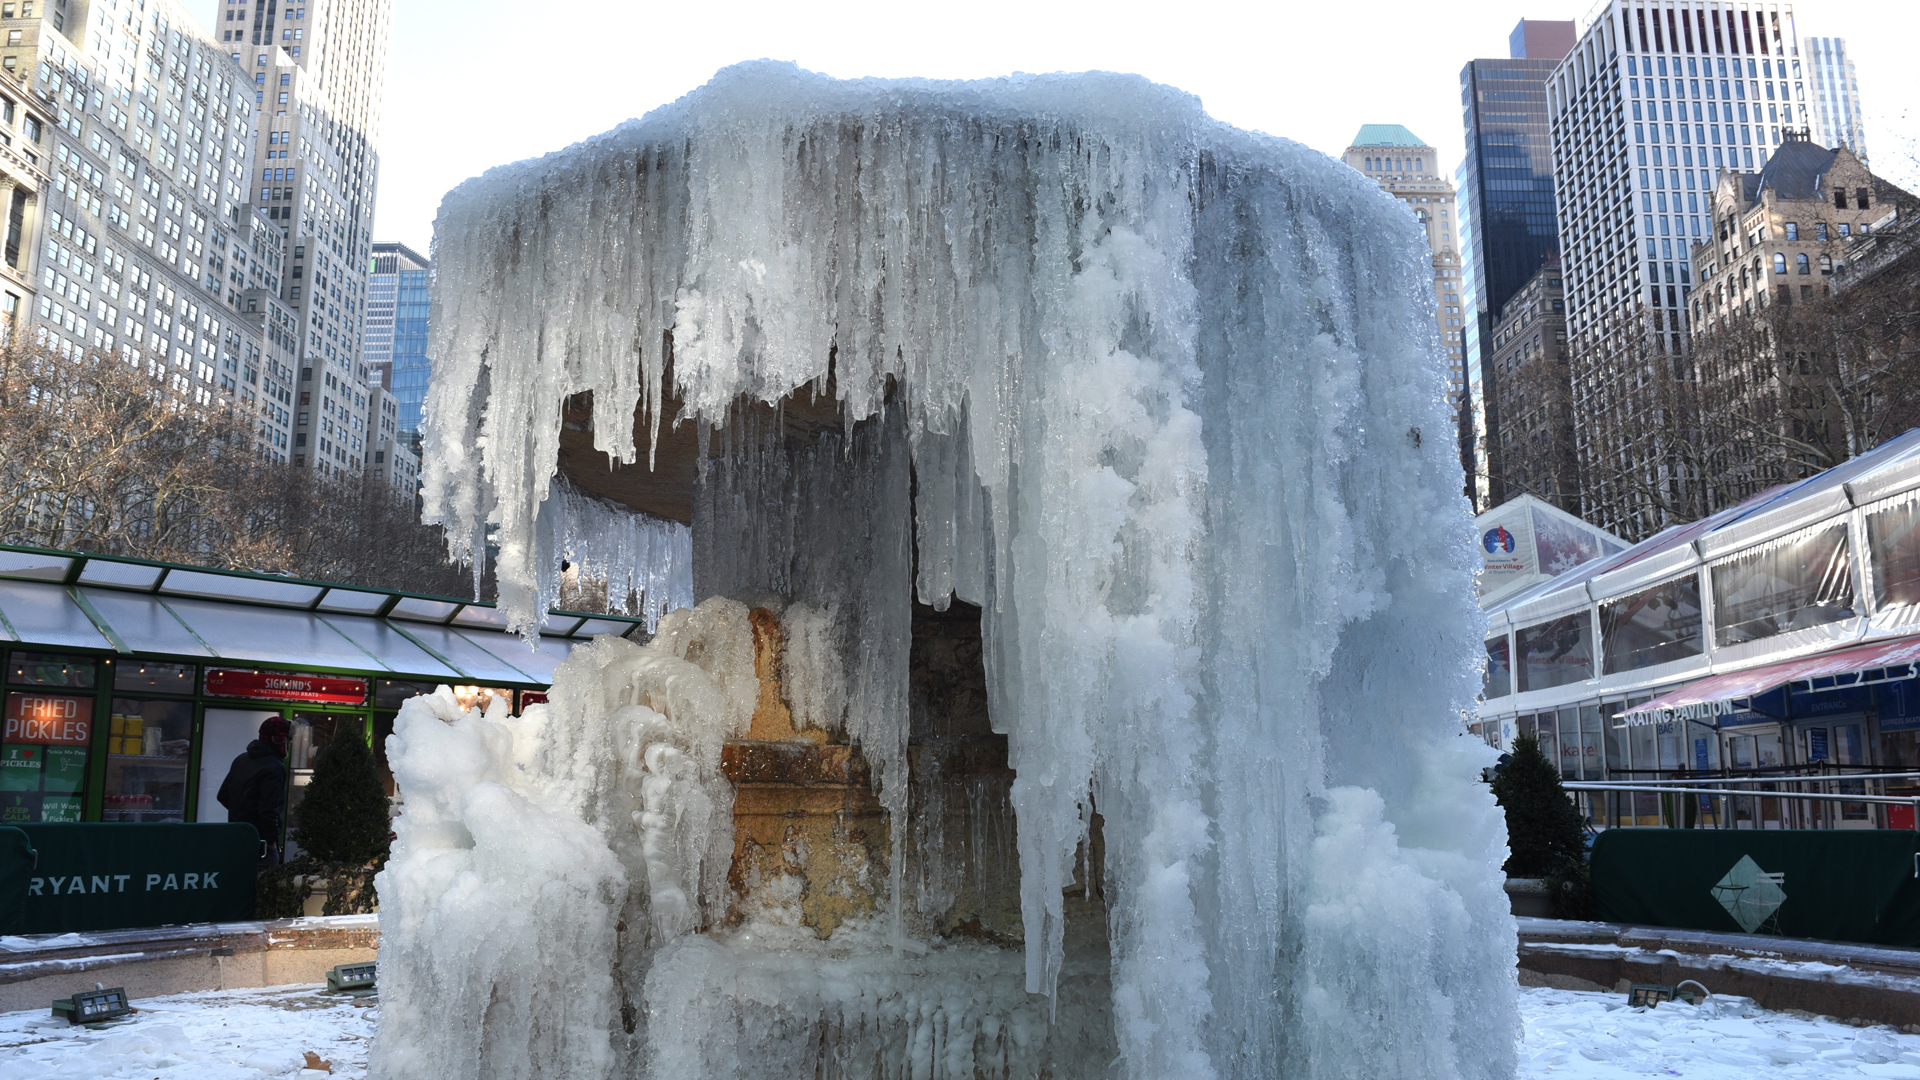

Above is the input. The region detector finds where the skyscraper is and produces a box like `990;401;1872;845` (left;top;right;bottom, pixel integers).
365;239;427;447
1342;127;1463;392
0;0;297;460
1549;1;1813;538
1456;19;1574;510
221;0;393;477
1804;37;1866;161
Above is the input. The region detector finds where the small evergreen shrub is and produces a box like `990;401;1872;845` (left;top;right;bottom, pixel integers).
264;728;393;916
1490;734;1588;878
294;729;391;865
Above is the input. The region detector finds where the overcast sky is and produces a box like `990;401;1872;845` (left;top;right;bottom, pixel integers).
186;0;1917;257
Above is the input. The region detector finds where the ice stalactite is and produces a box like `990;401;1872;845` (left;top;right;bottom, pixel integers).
536;478;694;631
409;61;1516;1080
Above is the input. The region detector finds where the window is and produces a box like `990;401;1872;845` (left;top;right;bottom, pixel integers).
1772;252;1786;274
1796;253;1810;275
1820;254;1833;275
1816;221;1828;241
10;653;96;689
1839;223;1851;237
1784;222;1798;240
1516;613;1594;692
279;74;290;86
103;698;193;822
1868;494;1920;609
1857;187;1870;210
277;92;288;104
1711;522;1854;647
1835;188;1847;209
2;689;93;822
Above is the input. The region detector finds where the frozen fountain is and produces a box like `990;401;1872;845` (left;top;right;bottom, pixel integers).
370;62;1518;1080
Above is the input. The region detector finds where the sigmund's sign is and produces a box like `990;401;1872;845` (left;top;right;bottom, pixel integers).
204;668;367;705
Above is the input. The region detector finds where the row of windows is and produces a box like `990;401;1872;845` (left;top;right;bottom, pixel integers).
1362;155;1425;173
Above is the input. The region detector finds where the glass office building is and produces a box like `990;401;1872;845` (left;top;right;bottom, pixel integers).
366;242;432;449
1457;25;1573;509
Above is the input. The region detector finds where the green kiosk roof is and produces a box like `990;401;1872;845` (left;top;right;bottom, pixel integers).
0;545;651;686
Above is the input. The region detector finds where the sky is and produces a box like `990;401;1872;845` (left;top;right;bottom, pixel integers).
186;0;1919;257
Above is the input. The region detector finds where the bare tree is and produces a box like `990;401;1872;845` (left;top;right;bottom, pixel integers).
0;339;486;597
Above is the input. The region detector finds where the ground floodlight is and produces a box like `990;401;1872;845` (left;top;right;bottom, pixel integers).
52;985;131;1024
327;962;376;992
1627;983;1684;1008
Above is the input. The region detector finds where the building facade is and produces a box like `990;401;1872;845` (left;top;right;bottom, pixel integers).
1486;260;1577;514
1803;36;1865;161
366;382;417;492
1689;135;1917;512
222;0;394;477
0;0;301;462
1549;0;1815;541
1343;126;1463;398
364;239;426;448
0;82;51;335
1457;19;1574;511
0;0;394;479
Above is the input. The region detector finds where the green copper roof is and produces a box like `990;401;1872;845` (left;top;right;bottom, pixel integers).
1350;124;1428;148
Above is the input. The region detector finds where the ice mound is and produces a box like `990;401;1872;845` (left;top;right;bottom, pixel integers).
399;61;1515;1080
373;608;752;1077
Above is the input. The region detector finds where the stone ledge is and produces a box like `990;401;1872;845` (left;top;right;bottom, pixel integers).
0;916;379;1010
1518;917;1920;1029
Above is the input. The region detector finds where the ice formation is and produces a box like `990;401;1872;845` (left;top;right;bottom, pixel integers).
537;478;693;630
397;61;1516;1080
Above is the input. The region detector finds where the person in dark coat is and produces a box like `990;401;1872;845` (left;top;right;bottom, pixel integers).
217;718;291;865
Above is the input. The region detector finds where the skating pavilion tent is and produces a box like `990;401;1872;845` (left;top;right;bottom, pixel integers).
1473;428;1920;827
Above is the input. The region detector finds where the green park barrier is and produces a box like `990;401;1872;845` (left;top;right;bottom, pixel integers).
9;824;260;934
1593;828;1920;945
0;826;31;934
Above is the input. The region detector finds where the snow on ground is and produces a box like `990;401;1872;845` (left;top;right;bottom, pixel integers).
0;985;374;1079
0;982;1917;1078
1521;986;1920;1078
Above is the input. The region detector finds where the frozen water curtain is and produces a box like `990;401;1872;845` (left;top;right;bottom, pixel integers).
380;62;1517;1080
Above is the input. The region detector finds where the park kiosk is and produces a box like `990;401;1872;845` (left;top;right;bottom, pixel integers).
0;543;649;836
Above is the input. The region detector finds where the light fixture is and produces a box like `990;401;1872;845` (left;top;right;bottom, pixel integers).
327;962;375;993
52;985;131;1024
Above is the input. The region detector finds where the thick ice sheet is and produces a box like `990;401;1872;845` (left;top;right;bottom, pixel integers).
412;61;1507;1080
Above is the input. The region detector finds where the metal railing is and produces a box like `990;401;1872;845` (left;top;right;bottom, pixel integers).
1563;779;1920;830
1581;770;1920;787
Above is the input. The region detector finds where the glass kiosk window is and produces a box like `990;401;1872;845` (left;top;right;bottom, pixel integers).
287;712;352;831
0;690;92;822
102;698;193;821
114;661;198;695
0;654;97;822
10;652;97;689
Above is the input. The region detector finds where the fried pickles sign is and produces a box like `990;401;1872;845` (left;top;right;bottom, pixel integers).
3;693;91;745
